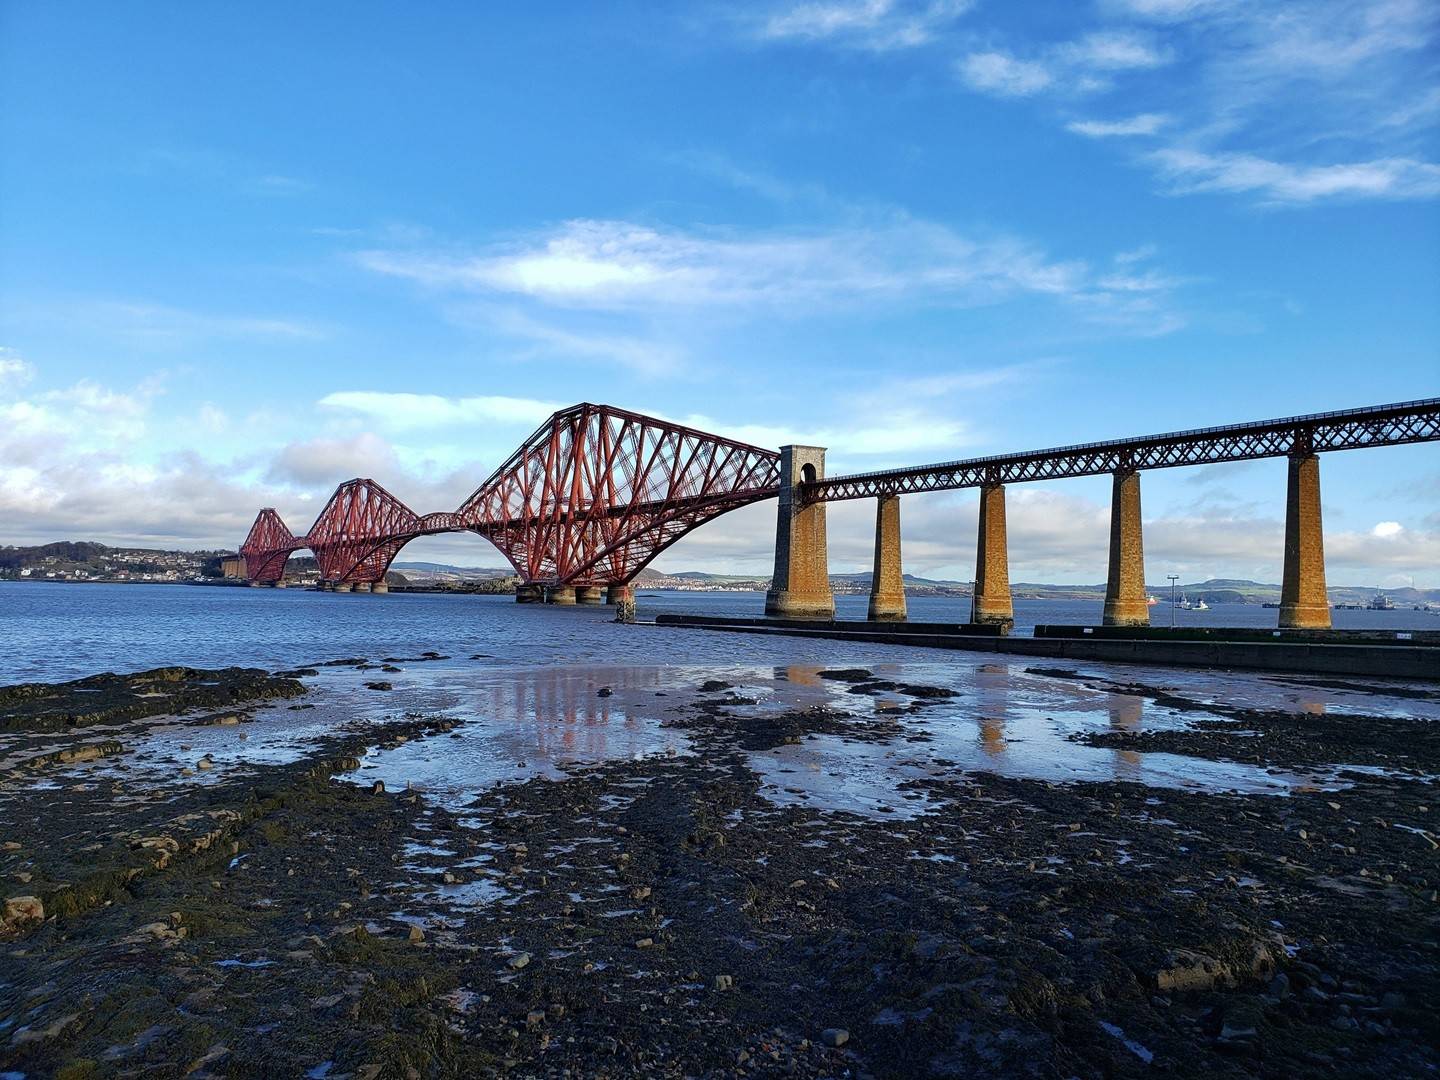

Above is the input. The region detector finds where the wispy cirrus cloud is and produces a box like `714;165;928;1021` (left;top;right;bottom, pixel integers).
755;0;1440;206
1149;149;1440;202
956;29;1172;98
1058;30;1172;72
1067;112;1171;138
754;0;972;50
356;216;1181;335
956;51;1055;97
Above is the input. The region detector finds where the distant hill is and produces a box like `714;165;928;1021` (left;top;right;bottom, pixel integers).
5;543;1437;605
391;561;513;577
635;570;1440;604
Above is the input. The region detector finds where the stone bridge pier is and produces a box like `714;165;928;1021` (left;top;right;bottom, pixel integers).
1280;451;1330;629
765;446;835;619
867;494;907;621
972;482;1014;630
1103;468;1149;627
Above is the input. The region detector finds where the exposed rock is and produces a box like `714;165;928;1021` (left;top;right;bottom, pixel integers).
3;894;44;934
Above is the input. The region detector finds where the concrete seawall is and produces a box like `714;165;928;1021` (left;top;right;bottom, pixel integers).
654;615;1440;680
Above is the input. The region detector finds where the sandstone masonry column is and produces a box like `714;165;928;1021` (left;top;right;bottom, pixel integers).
371;581;388;594
1102;469;1150;627
604;584;633;606
353;581;372;593
546;584;577;605
575;585;604;605
867;494;907;622
765;445;835;620
972;483;1013;628
515;583;544;603
1279;452;1332;629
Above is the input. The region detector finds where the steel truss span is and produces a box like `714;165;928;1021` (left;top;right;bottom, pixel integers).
240;403;781;587
809;398;1440;503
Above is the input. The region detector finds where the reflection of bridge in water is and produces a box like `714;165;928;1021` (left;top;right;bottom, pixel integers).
242;398;1438;631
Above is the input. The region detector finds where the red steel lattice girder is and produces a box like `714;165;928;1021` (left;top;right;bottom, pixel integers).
239;508;302;583
457;403;781;585
239;403;781;586
809;397;1440;502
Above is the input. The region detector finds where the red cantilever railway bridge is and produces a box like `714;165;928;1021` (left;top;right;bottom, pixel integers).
241;397;1439;591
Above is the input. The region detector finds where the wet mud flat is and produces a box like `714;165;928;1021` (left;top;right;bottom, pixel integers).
1;665;1437;1078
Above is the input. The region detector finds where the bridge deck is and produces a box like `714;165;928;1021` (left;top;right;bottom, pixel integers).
808;397;1440;502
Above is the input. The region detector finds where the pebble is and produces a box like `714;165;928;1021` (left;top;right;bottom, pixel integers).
527;1009;545;1027
197;758;214;771
822;1028;849;1048
713;974;734;991
635;937;654;949
508;952;531;970
371;780;385;795
408;926;425;943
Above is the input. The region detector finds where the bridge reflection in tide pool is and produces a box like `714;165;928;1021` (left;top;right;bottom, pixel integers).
302;654;1435;820
2;582;1435;816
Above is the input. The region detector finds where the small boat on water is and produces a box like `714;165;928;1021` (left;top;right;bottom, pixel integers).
1146;594;1159;607
1368;593;1396;610
1195;598;1209;611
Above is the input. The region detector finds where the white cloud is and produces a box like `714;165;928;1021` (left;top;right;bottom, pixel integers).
1102;0;1230;22
1149;148;1440;202
0;348;35;389
317;391;563;433
361;218;1104;311
1062;30;1171;70
1372;520;1404;538
1067;112;1171;137
266;432;403;488
359;217;1189;340
956;51;1054;96
1114;243;1159;264
757;0;971;50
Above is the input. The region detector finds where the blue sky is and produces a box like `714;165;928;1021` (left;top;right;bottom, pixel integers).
1;0;1437;585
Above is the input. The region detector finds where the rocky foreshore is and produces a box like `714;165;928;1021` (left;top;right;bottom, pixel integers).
0;663;1436;1078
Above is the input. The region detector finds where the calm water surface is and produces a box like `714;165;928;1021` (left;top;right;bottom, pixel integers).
1;582;1434;683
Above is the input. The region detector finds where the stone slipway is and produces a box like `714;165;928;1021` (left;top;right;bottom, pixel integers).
653;615;1440;680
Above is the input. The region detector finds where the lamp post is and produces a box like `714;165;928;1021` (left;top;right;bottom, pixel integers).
1167;574;1179;629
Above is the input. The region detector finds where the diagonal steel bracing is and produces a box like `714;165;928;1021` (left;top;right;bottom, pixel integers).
240;397;1436;588
807;397;1440;503
241;403;781;586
